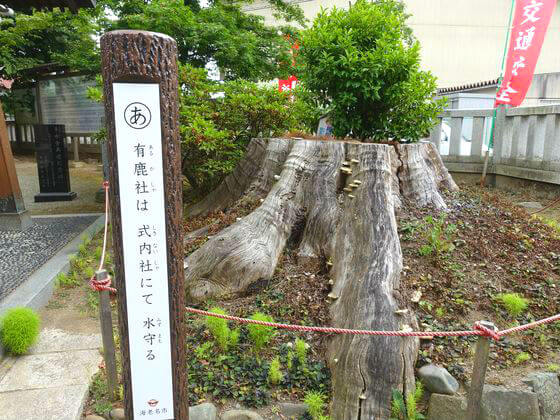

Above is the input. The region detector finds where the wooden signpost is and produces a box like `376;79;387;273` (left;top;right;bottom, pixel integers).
101;30;188;420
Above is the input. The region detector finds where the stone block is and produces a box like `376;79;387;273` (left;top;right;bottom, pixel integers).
189;402;217;420
480;385;541;420
427;393;467;420
277;402;307;418
221;409;264;420
523;372;560;420
0;384;89;420
110;407;125;420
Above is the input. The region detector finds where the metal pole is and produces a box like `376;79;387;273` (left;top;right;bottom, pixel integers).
96;269;118;401
466;321;496;420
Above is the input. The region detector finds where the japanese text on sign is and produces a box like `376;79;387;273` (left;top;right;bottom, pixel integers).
113;83;174;420
495;0;557;107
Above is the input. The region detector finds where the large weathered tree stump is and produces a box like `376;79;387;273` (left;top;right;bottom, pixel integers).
185;138;457;419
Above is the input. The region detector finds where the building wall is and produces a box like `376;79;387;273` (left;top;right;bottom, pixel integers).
244;0;560;88
13;75;104;133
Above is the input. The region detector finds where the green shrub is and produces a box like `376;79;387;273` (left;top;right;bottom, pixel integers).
94;246;103;260
418;214;456;257
390;382;425;420
286;349;294;370
55;272;79;287
304;391;324;419
248;312;276;352
0;307;41;355
514;352;531;364
194;342;213;360
78;243;88;257
304;391;328;420
205;307;239;351
295;338;307;367
268;356;283;385
179;64;317;196
87;289;99;312
497;293;529;318
546;363;560;373
296;0;445;141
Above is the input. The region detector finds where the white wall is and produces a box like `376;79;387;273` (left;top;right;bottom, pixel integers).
244;0;560;88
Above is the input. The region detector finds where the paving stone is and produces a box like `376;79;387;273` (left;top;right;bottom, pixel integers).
189;402;217;420
523;372;560;419
0;215;97;301
29;328;101;354
221;409;264;420
418;364;459;395
427;393;467;420
0;384;89;420
110;408;125;420
0;349;101;391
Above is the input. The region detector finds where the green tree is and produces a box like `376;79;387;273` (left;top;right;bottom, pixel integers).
101;0;302;81
0;8;100;79
179;64;309;194
296;0;445;141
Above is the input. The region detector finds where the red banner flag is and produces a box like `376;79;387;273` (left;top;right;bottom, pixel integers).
279;75;298;92
495;0;557;107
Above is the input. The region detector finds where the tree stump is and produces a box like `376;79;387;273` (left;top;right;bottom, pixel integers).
184;138;457;419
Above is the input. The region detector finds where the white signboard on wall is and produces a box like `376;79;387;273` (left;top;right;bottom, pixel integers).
113;83;174;420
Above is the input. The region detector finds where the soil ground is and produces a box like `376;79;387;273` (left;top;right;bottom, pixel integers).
399;183;560;390
183;181;560;409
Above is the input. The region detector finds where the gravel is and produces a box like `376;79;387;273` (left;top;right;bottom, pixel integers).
0;216;98;301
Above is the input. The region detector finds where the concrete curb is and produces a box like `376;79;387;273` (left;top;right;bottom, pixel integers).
0;214;105;357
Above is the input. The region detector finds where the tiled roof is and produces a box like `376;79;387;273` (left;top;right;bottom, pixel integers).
438;78;499;94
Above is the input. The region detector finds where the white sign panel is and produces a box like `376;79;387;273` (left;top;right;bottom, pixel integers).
113;83;174;420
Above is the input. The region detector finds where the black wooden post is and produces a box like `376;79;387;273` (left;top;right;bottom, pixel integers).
101;30;188;420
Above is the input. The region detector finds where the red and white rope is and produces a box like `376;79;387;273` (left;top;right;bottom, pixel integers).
91;182;560;338
185;307;560;340
89;181;117;293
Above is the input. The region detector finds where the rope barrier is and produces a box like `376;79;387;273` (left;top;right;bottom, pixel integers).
185;307;560;340
90;182;560;339
89;181;117;293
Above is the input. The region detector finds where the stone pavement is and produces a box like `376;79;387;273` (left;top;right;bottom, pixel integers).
0;215;98;301
0;328;102;420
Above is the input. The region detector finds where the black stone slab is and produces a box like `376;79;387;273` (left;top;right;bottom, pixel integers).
34;124;77;202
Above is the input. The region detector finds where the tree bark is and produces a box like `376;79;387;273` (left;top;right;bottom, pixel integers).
184;138;457;419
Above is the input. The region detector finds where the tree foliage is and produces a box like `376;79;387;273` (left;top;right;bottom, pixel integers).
0;8;100;80
178;64;311;194
100;0;301;81
1;0;303;84
296;0;445;141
